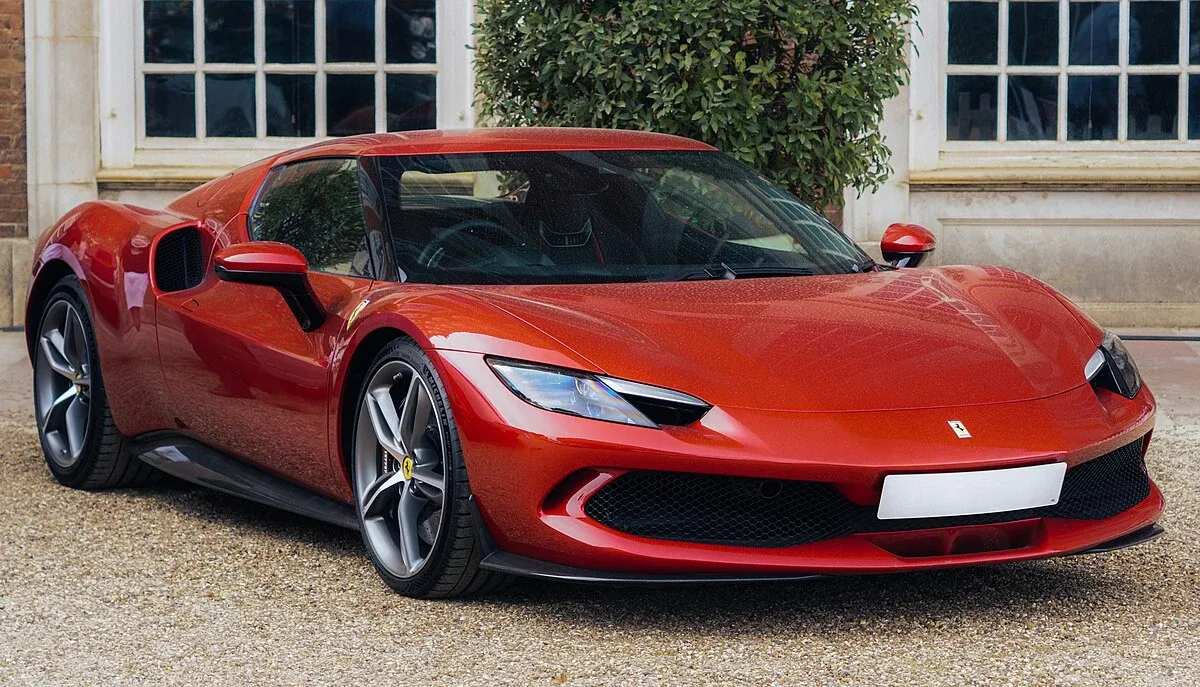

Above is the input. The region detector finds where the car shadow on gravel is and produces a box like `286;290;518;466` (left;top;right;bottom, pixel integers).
475;559;1145;633
107;465;1157;634
121;479;364;556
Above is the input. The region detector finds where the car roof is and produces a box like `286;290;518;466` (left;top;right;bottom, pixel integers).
272;127;716;165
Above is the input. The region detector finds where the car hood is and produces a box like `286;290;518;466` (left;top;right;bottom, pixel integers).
450;266;1101;412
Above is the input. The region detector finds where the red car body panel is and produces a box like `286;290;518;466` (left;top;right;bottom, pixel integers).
25;129;1162;579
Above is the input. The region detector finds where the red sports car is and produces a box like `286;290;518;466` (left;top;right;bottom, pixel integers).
26;129;1163;598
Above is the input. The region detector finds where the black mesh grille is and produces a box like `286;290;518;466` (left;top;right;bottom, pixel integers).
583;437;1151;548
154;228;205;293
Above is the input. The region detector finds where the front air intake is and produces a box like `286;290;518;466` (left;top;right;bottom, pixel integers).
154;228;205;293
584;437;1152;548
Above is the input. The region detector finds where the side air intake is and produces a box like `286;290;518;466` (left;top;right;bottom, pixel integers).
154;228;205;293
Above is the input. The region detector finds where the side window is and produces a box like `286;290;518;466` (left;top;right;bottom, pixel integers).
249;158;374;277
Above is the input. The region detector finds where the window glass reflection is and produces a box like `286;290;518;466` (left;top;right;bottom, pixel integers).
387;0;436;64
327;0;375;62
1008;75;1058;140
145;1;194;64
1069;2;1120;66
1009;2;1058;66
267;74;317;137
386;74;437;131
206;74;257;137
328;74;376;135
1129;2;1178;65
145;74;196;137
1067;75;1118;139
1128;75;1178;140
948;2;999;65
205;0;254;63
266;0;316;63
947;75;998;140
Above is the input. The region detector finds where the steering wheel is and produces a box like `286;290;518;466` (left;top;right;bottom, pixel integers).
417;219;530;269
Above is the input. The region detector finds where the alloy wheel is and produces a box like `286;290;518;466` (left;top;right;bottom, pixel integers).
34;299;93;469
354;360;448;578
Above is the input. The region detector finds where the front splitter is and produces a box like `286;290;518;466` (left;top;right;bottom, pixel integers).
478;523;1165;584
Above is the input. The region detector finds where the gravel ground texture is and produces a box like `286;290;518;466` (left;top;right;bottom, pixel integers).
2;343;1199;684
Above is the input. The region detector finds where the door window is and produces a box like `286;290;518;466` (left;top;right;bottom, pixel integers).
249;158;374;277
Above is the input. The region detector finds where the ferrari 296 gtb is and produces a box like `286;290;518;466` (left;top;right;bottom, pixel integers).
26;129;1163;597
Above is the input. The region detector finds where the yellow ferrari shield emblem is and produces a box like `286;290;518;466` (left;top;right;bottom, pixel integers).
401;456;414;480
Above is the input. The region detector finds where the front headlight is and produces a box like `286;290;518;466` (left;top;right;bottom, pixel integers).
1085;332;1143;399
487;358;710;428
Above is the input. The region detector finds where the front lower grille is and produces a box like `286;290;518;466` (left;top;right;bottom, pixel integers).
583;437;1151;548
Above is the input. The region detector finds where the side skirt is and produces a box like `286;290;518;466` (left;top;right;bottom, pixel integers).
132;432;360;531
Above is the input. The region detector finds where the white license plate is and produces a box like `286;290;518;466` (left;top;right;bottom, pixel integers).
877;462;1067;520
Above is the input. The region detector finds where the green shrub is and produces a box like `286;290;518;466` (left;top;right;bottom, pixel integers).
474;0;915;208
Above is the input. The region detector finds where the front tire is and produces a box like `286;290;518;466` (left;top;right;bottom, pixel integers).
32;276;157;489
351;338;510;598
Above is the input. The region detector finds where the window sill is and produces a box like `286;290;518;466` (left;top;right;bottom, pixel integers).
910;162;1200;192
96;167;229;193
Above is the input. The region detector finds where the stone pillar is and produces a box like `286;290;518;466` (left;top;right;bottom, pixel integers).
15;0;99;327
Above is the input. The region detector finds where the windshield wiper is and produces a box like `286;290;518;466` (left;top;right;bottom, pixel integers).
657;263;815;281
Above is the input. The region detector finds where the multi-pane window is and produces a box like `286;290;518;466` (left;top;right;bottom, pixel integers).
140;0;438;141
947;0;1200;142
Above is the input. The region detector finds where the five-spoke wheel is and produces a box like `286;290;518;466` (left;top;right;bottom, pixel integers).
355;360;448;578
351;339;509;598
35;298;93;469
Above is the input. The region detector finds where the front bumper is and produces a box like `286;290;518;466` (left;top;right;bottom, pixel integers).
437;350;1163;578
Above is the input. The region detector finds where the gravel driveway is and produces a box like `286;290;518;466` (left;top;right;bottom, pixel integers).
2;335;1198;686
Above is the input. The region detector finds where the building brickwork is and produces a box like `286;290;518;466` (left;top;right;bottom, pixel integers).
0;1;25;241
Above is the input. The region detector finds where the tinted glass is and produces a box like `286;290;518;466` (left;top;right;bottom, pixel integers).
266;0;316;63
947;75;998;140
1192;2;1200;64
267;74;316;136
1067;75;1119;139
1009;2;1059;66
387;0;436;63
1008;75;1058;140
1069;3;1120;65
205;0;255;63
145;0;194;63
1128;75;1179;139
328;74;376;136
1189;75;1200;137
250;159;373;277
386;74;436;131
327;0;375;62
1130;2;1179;65
145;74;196;137
948;2;999;65
375;151;870;285
206;74;256;137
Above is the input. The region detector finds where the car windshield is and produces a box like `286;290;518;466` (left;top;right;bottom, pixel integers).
374;150;871;284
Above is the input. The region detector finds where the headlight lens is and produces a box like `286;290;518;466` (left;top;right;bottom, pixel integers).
488;359;658;427
487;359;710;428
1089;332;1143;399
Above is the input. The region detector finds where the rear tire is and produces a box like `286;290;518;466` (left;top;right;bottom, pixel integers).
32;276;157;489
351;338;511;598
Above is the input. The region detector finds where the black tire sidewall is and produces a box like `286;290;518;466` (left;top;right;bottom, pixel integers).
351;338;471;596
35;278;110;486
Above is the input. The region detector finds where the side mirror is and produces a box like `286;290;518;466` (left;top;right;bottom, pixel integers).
880;223;936;268
214;242;326;331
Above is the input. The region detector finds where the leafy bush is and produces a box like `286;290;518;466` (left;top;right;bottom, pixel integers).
474;0;915;208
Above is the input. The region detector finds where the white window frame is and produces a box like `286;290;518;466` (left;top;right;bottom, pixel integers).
910;0;1200;178
99;0;475;172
